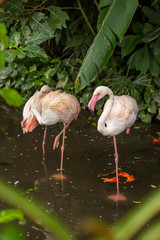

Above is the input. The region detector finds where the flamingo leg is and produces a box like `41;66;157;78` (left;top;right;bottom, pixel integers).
59;124;66;171
113;136;119;195
42;126;47;157
53;117;75;150
126;127;130;134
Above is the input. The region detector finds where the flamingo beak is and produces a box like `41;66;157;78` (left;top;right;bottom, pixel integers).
88;95;98;116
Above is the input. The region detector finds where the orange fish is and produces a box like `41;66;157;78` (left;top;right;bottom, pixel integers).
102;177;121;183
152;138;159;144
102;171;136;184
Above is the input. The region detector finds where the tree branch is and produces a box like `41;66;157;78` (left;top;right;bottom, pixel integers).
93;0;100;11
77;0;96;36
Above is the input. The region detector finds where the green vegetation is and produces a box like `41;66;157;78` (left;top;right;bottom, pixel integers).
0;1;160;239
0;0;160;123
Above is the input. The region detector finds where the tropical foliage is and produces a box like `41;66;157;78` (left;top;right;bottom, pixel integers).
0;0;160;123
0;1;160;239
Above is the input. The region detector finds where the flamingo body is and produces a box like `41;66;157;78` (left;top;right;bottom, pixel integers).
32;90;80;126
98;95;137;137
88;86;138;195
22;86;80;170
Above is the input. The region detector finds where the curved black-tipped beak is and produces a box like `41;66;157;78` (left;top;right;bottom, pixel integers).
88;94;98;117
88;108;95;116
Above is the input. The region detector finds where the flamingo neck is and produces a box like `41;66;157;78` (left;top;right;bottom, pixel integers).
97;92;114;135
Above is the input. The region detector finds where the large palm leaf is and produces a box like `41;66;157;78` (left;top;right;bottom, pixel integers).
75;0;138;92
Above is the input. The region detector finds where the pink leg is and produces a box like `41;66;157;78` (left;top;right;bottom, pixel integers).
42;126;47;157
53;117;75;150
113;136;119;195
126;127;130;134
60;124;66;171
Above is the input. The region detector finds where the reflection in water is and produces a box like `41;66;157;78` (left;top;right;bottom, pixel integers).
33;162;83;238
1;99;160;239
42;158;48;177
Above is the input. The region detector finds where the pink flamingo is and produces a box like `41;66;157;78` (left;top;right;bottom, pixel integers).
88;86;138;195
21;85;52;155
29;88;80;171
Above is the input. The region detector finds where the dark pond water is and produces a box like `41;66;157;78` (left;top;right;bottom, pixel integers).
0;99;160;239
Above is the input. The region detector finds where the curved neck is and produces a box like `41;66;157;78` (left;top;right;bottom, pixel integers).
98;90;114;127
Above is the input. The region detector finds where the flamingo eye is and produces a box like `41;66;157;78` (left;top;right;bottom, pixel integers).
105;123;107;127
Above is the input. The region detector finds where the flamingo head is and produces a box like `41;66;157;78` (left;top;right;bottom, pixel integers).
40;85;51;94
88;86;113;114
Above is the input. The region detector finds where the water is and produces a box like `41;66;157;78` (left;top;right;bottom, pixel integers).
0;99;160;239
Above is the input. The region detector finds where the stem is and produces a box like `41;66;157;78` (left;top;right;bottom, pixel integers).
0;179;75;240
93;0;100;11
61;7;79;10
34;0;48;10
77;0;96;36
114;188;160;240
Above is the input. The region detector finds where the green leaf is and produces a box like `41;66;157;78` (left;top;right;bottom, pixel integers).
4;49;17;63
100;0;112;8
29;12;46;30
149;52;160;77
0;179;74;240
154;37;160;55
30;16;54;34
148;101;157;114
132;22;144;34
21;25;31;38
0;23;8;51
155;53;160;64
0;51;4;69
1;225;26;240
3;0;24;16
152;91;160;104
154;76;160;86
0;88;25;107
25;31;53;45
140;112;152;123
75;0;138;92
10;32;21;46
105;1;138;41
56;69;69;89
29;65;36;72
137;221;160;240
143;26;160;43
47;6;69;30
144;90;152;104
114;188;160;240
23;44;47;58
16;47;26;58
136;45;149;74
0;209;26;225
143;6;160;25
121;35;142;58
97;7;109;32
76;26;116;91
127;50;139;69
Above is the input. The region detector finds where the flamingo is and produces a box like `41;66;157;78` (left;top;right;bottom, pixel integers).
31;88;80;171
88;86;138;195
21;85;52;155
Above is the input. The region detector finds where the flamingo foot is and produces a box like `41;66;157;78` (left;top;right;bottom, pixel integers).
53;136;60;150
107;193;127;202
126;127;130;134
52;173;66;180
